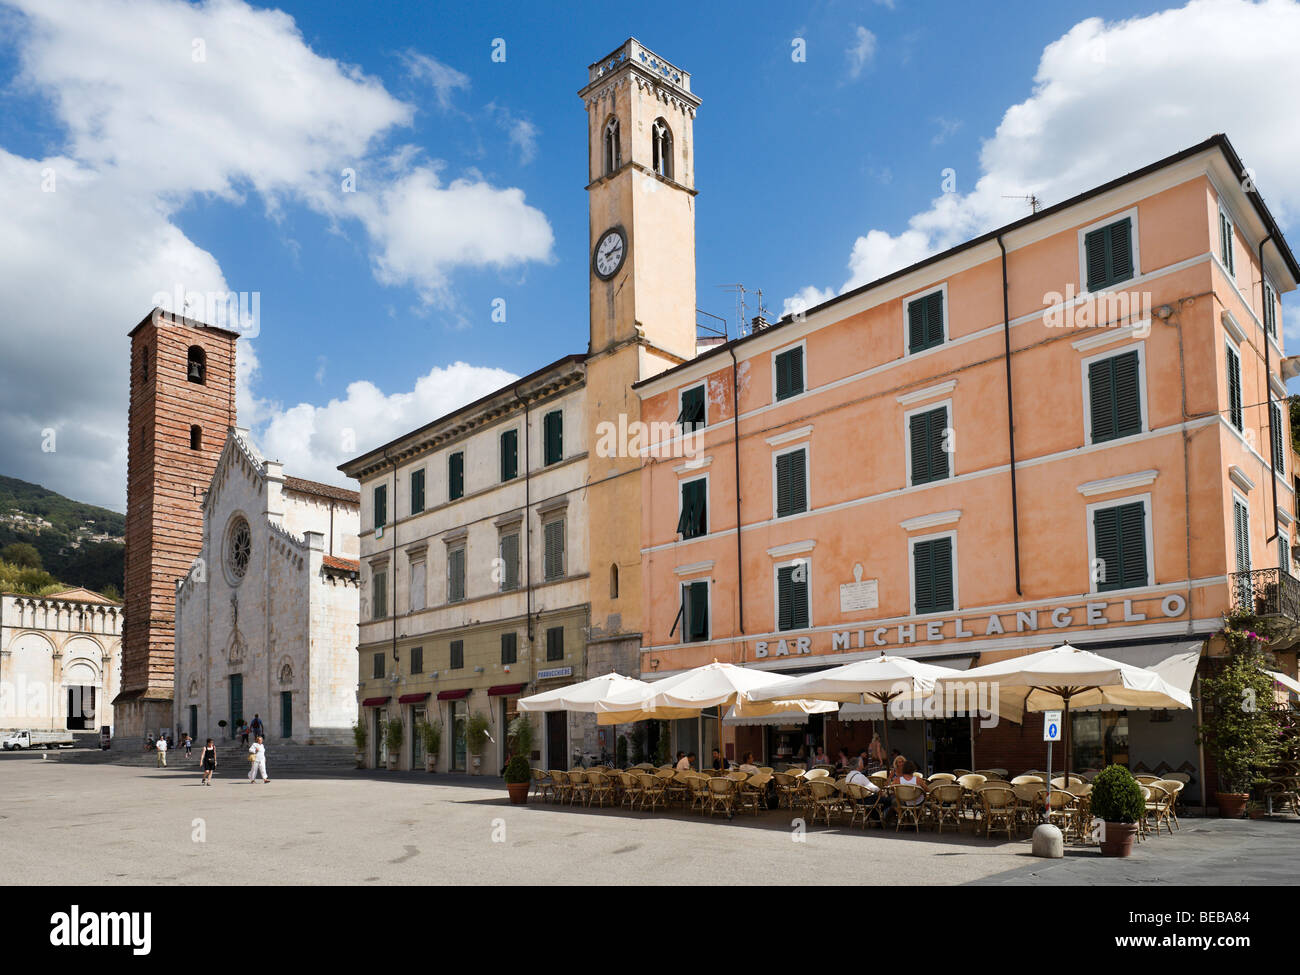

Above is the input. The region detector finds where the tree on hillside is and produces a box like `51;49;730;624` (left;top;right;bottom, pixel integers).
1;542;42;570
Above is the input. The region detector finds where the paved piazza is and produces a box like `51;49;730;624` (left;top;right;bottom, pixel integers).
1;756;1295;886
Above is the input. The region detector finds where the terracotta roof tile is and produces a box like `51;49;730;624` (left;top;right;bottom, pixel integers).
322;555;360;574
283;476;360;505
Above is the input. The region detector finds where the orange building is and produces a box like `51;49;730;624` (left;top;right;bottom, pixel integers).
634;135;1299;800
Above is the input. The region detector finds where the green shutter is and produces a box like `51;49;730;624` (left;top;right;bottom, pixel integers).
910;407;949;484
500;533;519;591
1093;506;1119;590
374;485;387;527
410;469;425;514
547;626;564;660
544;411;563;465
1089;350;1140;444
686;581;709;641
1271;401;1286;472
913;541;934;612
775;347;803;400
1234;501;1250;574
677;479;707;537
776;449;807;516
680;386;705;431
448;548;465;602
1095;501;1146;591
907;291;945;354
907;298;927;354
501;632;517;666
1227;345;1242;430
1085;218;1133;291
1264;282;1277;338
1107;219;1133;283
1084;226;1109;292
777;564;809;631
544;520;564;580
501;430;518;481
448;452;464;500
913;538;953;613
929;406;949;480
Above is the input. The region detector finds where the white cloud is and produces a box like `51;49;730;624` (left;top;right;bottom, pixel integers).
486;102;540;165
402;50;471;111
931;116;963;146
255;362;519;485
846;26;877;79
792;0;1300;308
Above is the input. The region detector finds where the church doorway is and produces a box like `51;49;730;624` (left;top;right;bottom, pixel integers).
228;674;243;739
64;685;95;730
545;710;567;770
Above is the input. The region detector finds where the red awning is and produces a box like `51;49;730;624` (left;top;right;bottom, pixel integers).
436;689;470;701
487;683;526;697
398;692;430;704
361;696;390;707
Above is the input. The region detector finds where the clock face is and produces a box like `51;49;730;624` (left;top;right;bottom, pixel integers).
593;227;626;280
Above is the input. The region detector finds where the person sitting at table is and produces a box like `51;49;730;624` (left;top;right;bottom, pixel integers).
846;766;883;803
737;752;759;775
675;751;690;771
883;759;926;824
855;749;869;772
686;751;697;770
812;746;830;766
711;747;728;771
836;748;851;769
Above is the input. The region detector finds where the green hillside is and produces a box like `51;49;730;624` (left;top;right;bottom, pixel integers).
0;475;124;595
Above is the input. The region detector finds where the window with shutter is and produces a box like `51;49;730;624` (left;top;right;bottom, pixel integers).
543;411;563;465
448;452;464;501
677;478;708;538
777;563;810;631
775;447;808;517
499;532;520;591
678;385;706;432
908;406;951;485
906;289;946;354
1093;501;1147;591
546;626;564;661
543;519;565;581
681;581;709;642
411;646;424;675
373;653;384;679
1226;344;1243;431
911;537;954;614
372;570;387;620
409;469;425;514
1233;500;1251;575
373;485;387;528
1271;401;1286;473
774;347;804;401
448;547;465;603
500;429;518;482
1083;217;1135;291
501;632;517;666
1220;211;1235;276
1264;281;1278;338
450;640;464;670
1087;349;1142;444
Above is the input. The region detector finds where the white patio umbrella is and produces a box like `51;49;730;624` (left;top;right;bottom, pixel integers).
517;672;650;713
748;654;978;759
934;643;1192;780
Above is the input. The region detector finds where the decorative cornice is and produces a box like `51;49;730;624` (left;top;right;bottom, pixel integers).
674;456;712;474
1221;310;1247;345
898;510;962;532
896;380;957;406
1077;470;1159;497
673;560;714;577
1229;465;1255;492
1069;321;1150;353
766;540;816;558
764;425;813;448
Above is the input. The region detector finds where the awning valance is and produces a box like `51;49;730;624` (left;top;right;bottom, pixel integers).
488;683;526;697
361;696;390;707
437;688;470;701
398;692;430;704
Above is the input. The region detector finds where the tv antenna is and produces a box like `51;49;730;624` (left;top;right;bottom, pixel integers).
1003;193;1043;214
717;283;770;337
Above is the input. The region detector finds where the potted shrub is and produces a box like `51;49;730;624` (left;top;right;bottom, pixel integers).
466;712;491;774
1090;764;1145;857
508;714;534;763
1197;615;1284;817
504;755;531;804
384;719;403;771
351;721;367;768
420;721;442;773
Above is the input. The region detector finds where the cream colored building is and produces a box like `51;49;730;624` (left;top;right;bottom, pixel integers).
173;428;361;745
0;587;123;735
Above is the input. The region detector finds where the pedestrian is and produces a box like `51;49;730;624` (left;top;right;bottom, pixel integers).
200;738;217;786
247;736;270;784
250;714;264;740
240;723;250;747
155;734;168;768
183;734;193;759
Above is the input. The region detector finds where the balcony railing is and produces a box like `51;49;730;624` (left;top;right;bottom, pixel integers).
1229;567;1300;622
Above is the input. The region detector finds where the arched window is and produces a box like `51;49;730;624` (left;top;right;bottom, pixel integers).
603;116;621;175
652;118;673;179
187;345;206;384
610;563;619;599
190;425;202;451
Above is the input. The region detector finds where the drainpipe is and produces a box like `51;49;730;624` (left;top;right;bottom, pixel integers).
513;384;534;645
727;345;745;637
1260;234;1280;546
996;235;1023;595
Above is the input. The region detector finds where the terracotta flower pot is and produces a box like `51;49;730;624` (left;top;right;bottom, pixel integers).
1216;792;1249;818
506;782;530;805
1099;821;1139;857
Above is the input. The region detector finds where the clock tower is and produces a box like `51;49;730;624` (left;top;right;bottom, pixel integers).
578;40;701;676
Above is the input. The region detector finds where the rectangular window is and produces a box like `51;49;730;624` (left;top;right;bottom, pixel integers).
1264;280;1278;339
448;451;465;501
372;652;385;680
372;570;387;621
1219;210;1235;277
450;640;464;670
500;429;518;482
677;478;708;538
673;580;709;643
546;626;564;662
499;532;520;591
908;405;951;485
774;346;805;401
1087;349;1142;444
408;558;426;613
501;632;517;666
411;646;424;675
1093;501;1148;592
543;410;563;466
912;537;955;614
373;484;387;529
1233;498;1251;575
678;385;706;432
906;288;945;354
774;446;808;517
1084;217;1135;291
1271;400;1287;473
447;546;466;603
543;519;565;581
776;562;810;631
1226;343;1243;431
409;468;425;514
280;691;292;739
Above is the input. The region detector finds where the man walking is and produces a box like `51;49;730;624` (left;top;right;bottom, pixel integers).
247;736;270;784
250;713;264;741
155;734;168;768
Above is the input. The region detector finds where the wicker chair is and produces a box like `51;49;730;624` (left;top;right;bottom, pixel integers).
807;778;841;827
953;769;973;776
1011;774;1044;785
587;770;614;808
1050;775;1086;790
639;773;668;812
1134;773;1163;785
1145;782;1175;836
928;772;957;783
620;771;643;809
928;783;965;833
549;769;571;805
568;769;592;806
772;771;801;809
705;775;736;818
893;784;926;832
1043;789;1078;839
975;768;1008;779
687;774;711;812
804;767;831;781
737;776;767;816
980;785;1019;839
1012;783;1045;830
531;768;554;802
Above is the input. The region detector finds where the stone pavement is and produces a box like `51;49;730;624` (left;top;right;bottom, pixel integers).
1;757;1293;886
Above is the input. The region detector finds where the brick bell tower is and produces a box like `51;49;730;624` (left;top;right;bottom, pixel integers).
116;308;237;740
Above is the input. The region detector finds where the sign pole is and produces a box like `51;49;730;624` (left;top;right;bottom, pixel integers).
1042;710;1062;824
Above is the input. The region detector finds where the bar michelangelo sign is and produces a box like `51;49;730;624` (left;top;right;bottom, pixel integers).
753;594;1187;658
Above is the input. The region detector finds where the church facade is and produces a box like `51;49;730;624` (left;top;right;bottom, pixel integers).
173;428;361;746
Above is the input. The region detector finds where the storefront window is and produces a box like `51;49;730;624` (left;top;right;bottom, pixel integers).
1071;712;1129;770
452;701;467;771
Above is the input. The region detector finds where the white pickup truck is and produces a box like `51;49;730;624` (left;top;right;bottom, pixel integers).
2;729;75;750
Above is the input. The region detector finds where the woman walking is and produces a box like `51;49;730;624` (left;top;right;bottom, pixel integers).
200;738;217;786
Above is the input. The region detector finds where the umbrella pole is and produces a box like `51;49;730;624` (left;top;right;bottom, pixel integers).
1063;695;1072;783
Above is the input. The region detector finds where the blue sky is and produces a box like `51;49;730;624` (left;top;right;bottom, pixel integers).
1;0;1298;510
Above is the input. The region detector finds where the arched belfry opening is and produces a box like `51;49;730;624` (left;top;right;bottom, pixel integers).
187;345;206;384
603;116;621;175
652;118;673;179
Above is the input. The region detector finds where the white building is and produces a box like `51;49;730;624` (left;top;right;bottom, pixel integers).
173;428;360;745
0;587;123;735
